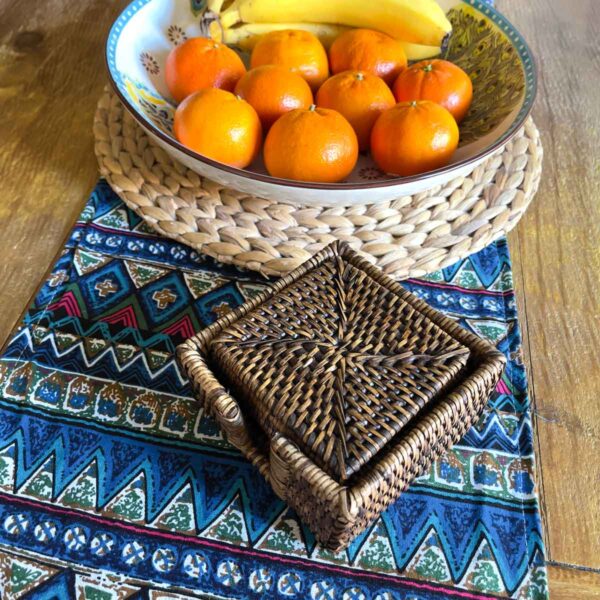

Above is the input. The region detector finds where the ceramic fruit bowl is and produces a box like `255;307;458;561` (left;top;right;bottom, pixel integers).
105;0;536;207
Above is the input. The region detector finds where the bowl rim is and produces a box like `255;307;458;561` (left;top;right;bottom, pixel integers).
105;0;537;192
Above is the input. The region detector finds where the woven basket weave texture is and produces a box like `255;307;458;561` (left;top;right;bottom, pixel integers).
210;254;471;482
178;242;506;550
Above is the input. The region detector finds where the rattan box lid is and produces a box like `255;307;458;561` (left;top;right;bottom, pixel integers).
209;242;471;482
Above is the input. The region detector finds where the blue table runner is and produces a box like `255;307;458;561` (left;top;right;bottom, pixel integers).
0;180;548;598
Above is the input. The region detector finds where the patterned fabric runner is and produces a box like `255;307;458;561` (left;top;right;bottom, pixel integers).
0;181;548;598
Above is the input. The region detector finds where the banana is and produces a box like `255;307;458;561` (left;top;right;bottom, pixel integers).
207;0;226;13
219;0;451;47
222;22;441;59
400;41;441;60
223;22;350;50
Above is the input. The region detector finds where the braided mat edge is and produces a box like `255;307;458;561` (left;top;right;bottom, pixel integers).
94;89;543;279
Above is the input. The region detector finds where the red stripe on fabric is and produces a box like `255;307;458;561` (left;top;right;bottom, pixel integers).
405;279;512;297
100;305;138;328
47;291;82;317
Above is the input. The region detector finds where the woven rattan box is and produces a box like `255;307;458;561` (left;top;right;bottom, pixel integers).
178;242;506;550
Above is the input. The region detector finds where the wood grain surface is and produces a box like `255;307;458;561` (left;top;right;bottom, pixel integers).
0;0;124;344
505;0;600;576
0;0;599;595
545;565;600;599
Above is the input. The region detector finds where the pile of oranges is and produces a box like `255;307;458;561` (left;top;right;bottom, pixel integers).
166;28;472;182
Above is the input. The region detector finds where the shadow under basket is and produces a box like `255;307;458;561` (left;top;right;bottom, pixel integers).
177;242;506;551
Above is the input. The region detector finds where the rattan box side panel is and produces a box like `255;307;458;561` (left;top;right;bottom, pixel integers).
178;338;274;480
269;435;359;547
177;242;507;551
179;332;503;551
271;355;503;551
344;368;502;547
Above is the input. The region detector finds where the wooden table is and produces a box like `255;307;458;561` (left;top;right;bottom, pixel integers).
0;0;599;596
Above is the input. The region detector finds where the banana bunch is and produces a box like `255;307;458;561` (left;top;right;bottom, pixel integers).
223;22;350;51
208;0;450;58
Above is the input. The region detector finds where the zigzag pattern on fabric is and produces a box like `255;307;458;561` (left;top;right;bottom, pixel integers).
0;406;544;592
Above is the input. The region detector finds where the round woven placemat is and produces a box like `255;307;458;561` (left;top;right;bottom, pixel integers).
94;89;543;279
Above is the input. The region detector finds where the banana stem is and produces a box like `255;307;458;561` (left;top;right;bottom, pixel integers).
208;20;223;42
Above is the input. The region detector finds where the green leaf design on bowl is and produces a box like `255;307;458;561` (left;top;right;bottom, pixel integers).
445;7;525;145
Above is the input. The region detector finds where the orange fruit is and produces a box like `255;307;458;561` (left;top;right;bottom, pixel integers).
371;101;459;176
393;59;473;123
174;88;262;168
264;105;358;183
250;30;329;91
329;29;408;86
166;37;246;103
235;65;314;130
316;70;395;151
